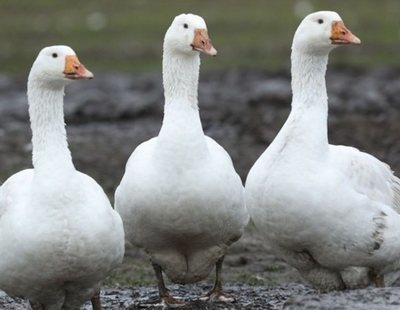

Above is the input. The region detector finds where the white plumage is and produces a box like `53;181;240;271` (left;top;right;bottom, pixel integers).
246;11;400;291
0;46;124;309
116;14;248;305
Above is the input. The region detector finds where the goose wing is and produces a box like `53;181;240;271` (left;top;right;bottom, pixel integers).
330;145;400;213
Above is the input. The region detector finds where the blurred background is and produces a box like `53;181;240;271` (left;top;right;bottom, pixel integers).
0;0;400;290
1;0;400;73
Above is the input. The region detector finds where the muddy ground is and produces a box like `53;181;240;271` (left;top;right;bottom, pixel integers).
0;68;399;309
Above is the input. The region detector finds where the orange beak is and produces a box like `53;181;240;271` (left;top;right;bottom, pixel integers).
63;55;94;80
330;21;361;45
191;29;217;56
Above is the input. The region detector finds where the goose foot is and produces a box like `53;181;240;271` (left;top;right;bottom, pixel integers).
152;262;187;308
91;291;102;310
200;255;235;303
200;288;235;302
160;292;187;308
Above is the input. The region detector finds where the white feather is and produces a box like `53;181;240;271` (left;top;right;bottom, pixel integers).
246;11;400;291
115;14;248;284
0;46;124;308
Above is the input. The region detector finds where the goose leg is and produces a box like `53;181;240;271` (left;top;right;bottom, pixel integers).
29;301;45;310
369;268;385;288
201;256;235;302
152;263;186;307
91;291;102;310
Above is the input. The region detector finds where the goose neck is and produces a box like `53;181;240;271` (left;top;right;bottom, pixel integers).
291;50;329;111
162;48;200;107
277;50;330;155
27;78;74;172
158;49;208;162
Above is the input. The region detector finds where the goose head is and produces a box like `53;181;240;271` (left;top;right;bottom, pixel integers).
292;11;361;55
29;45;93;88
164;13;217;57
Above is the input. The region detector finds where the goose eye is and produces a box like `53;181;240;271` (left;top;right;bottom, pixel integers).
52;53;58;58
318;19;324;24
183;23;188;29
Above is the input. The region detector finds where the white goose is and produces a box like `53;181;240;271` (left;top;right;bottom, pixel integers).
115;14;248;306
246;11;400;292
0;46;124;309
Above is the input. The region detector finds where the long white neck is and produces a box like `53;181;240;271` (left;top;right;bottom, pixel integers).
276;49;330;156
157;48;208;161
291;50;329;109
27;78;74;172
162;48;200;106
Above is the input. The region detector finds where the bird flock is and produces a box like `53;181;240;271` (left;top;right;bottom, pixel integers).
0;10;399;310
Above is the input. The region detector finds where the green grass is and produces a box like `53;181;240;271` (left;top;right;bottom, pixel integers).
1;0;399;75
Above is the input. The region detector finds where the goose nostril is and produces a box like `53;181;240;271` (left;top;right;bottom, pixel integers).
341;31;346;35
201;40;205;45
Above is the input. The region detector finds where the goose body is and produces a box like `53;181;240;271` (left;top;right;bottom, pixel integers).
246;11;400;291
116;14;248;304
0;46;124;308
117;131;245;282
